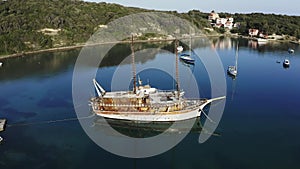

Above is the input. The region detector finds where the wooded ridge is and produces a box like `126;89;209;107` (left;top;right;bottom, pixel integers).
1;0;299;56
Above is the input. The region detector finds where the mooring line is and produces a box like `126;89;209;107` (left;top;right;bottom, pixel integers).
6;113;95;128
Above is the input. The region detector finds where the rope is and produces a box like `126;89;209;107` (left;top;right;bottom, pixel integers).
199;109;215;124
6;113;95;128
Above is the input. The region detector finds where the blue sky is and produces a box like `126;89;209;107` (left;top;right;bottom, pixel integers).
86;0;299;16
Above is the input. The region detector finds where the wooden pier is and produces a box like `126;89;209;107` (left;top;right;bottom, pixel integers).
0;119;6;132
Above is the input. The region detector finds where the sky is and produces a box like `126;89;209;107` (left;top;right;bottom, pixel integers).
86;0;300;16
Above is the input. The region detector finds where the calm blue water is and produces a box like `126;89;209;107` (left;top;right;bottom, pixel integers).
0;37;300;169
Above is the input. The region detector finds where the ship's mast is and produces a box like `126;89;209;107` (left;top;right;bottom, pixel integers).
235;41;239;72
131;35;137;94
175;39;180;99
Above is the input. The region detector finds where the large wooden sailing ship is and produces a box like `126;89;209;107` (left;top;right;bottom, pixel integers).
90;36;225;122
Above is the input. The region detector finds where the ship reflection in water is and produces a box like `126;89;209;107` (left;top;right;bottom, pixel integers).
90;116;220;138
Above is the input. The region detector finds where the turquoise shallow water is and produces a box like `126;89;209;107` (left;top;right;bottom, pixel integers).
0;37;300;169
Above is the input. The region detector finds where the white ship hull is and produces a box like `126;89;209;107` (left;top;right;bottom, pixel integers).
94;107;201;122
92;97;224;122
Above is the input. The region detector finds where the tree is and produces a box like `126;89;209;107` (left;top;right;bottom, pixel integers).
294;29;300;39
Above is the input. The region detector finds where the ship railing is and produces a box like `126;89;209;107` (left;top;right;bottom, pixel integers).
92;102;186;110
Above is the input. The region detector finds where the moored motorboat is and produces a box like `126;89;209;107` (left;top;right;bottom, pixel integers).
256;38;268;43
283;59;290;67
179;34;195;64
288;48;294;54
180;54;195;64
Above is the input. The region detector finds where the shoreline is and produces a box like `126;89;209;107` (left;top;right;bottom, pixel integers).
0;44;85;60
0;34;298;60
0;37;204;60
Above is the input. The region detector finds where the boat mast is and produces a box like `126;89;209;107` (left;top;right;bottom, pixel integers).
235;41;239;71
189;32;192;57
131;35;137;94
189;19;193;57
175;39;180;99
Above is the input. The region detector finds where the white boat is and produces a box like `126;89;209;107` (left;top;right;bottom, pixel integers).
90;37;225;122
288;48;294;54
180;54;195;64
177;46;183;52
227;42;239;77
256;38;268;43
0;136;3;143
0;62;2;67
179;35;195;64
227;65;237;77
283;59;290;67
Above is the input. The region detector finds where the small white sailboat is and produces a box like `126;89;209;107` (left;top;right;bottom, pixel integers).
0;62;3;67
227;42;239;77
180;35;195;64
283;59;290;67
0;136;3;143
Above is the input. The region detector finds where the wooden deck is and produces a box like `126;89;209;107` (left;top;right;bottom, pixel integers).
0;119;6;132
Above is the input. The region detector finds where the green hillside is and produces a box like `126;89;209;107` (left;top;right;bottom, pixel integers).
0;0;299;56
230;13;300;38
0;0;148;55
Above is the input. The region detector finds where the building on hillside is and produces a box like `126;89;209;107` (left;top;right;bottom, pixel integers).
234;22;241;28
215;17;234;30
224;21;233;30
227;17;234;23
208;10;220;21
215;23;223;28
216;18;228;25
259;32;268;38
249;29;259;37
209;11;234;30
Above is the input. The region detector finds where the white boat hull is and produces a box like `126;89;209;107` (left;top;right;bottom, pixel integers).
180;56;195;64
256;38;268;44
92;97;225;122
95;108;201;122
283;59;290;67
227;66;237;77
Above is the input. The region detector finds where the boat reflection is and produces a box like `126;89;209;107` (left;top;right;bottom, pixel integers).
227;72;237;80
91;116;220;138
180;59;195;67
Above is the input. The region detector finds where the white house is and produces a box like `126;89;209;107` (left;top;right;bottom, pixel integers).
216;18;226;25
216;17;234;30
227;17;234;23
208;10;220;21
224;21;233;30
249;29;259;36
208;11;234;30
